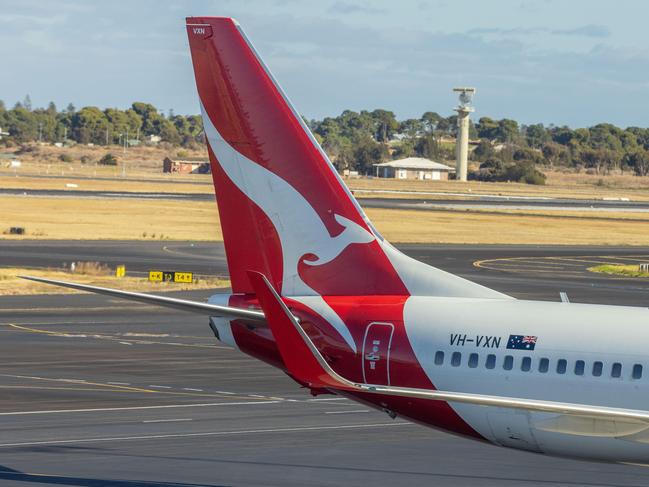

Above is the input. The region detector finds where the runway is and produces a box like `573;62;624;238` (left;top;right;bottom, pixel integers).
2;241;649;486
4;186;649;212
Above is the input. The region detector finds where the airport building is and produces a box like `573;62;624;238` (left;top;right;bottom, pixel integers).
373;157;455;180
162;157;211;174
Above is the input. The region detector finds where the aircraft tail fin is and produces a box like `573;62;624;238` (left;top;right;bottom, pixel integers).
186;17;508;301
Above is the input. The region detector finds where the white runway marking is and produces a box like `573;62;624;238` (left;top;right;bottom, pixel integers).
182;388;203;392
325;410;370;414
0;422;411;448
142;418;193;423
306;397;347;402
148;385;172;389
107;382;131;386
0;400;282;416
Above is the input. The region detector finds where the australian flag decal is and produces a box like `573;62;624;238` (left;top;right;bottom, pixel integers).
507;335;537;350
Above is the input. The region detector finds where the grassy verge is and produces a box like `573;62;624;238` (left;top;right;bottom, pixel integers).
0;266;230;296
4;194;649;245
0;175;213;194
588;264;649;278
365;208;649;245
347;173;649;202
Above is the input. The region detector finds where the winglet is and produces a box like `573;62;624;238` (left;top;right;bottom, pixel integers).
247;271;356;391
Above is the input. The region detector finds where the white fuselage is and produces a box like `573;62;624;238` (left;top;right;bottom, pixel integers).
405;297;649;462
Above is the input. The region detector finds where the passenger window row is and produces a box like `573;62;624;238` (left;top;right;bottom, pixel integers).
433;351;643;379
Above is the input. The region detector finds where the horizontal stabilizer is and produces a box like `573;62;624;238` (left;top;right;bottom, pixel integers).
19;275;265;322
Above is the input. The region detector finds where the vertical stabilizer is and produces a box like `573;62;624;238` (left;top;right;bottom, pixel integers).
186;17;508;301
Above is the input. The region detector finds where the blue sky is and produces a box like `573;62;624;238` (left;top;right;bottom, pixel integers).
1;0;647;127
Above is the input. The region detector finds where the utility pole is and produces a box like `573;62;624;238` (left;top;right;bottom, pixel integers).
453;87;476;182
122;128;128;177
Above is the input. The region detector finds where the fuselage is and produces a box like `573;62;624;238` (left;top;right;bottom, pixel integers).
210;293;649;463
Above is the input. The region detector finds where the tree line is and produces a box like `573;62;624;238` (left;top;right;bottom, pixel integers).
308;110;649;178
2;96;649;178
0;96;203;148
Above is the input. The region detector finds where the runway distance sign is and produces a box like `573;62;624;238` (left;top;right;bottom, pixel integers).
149;271;193;283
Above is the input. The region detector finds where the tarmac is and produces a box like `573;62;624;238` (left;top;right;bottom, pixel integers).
2;241;649;486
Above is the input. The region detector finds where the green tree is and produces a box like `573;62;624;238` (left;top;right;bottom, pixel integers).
623;149;649;176
98;153;118;166
370;109;398;142
541;142;569;168
420;111;442;134
414;134;440;159
472;139;495;161
353;135;388;174
132;102;162;136
525;124;550;148
72;106;110;144
476;117;499;139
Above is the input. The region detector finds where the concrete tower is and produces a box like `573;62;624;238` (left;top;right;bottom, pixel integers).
453;87;476;182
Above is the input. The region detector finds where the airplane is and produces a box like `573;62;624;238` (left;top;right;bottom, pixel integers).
23;16;649;464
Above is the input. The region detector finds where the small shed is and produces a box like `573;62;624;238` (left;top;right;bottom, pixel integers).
373;157;454;180
163;157;211;174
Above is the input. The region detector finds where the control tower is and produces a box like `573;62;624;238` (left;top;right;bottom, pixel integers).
453;87;475;182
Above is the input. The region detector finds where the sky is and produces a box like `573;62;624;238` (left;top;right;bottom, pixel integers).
1;0;648;127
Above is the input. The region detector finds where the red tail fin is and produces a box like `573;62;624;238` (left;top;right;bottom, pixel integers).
186;17;507;301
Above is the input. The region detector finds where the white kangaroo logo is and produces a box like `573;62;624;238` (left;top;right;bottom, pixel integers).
201;102;374;350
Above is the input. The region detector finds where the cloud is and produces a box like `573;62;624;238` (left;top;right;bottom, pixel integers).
469;24;610;39
553;24;610;38
0;13;68;25
327;1;386;15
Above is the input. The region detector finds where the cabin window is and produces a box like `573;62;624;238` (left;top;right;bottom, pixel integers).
503;355;513;371
574;360;585;376
633;364;643;379
485;354;496;369
538;358;549;373
521;357;531;372
557;359;567;374
451;352;462;367
592;361;603;377
434;351;444;365
611;362;622;378
468;353;479;368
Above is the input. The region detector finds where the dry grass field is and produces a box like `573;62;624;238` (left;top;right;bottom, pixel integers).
3;195;649;246
2;144;208;178
0;267;229;296
1;196;222;240
365;208;649;245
